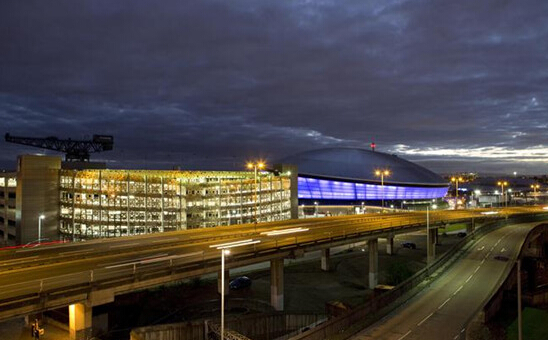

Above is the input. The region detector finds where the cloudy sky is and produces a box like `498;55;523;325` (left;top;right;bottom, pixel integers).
1;0;547;174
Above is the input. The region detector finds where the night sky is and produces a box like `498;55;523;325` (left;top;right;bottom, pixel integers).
1;0;547;174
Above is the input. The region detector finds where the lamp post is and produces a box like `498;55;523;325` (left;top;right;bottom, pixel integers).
450;177;463;209
314;201;318;217
247;162;265;224
497;181;508;208
210;239;261;340
38;214;45;244
531;184;540;201
375;170;390;210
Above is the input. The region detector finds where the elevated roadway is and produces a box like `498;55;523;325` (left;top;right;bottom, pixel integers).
0;207;545;338
351;221;541;340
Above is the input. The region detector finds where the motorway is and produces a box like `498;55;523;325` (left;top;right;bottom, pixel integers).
350;221;538;340
0;207;544;320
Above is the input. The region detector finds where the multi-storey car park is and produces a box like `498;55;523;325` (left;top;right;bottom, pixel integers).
0;155;296;244
58;169;293;238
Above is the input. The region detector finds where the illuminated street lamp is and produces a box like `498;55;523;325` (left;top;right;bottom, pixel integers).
497;181;508;208
450;177;464;210
531;184;540;201
38;214;45;244
247;162;265;224
375;169;390;210
210;239;261;340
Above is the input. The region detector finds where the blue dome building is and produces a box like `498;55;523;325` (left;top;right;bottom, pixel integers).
278;148;448;203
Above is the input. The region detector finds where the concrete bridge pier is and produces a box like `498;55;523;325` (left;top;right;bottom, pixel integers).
270;258;284;311
467;218;475;234
427;228;437;264
321;248;330;271
69;303;92;340
369;238;378;289
217;269;229;295
386;237;394;255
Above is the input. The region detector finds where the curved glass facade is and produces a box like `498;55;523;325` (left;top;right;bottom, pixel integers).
298;177;448;200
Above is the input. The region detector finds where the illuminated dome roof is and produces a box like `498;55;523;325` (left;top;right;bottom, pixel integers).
278;147;446;186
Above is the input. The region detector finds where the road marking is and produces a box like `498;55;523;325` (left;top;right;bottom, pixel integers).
397;330;412;340
490;246;494;251
481;259;485;264
453;285;463;295
474;266;481;273
454;336;459;340
110;242;139;249
438;297;451;309
477;246;485;251
152;238;179;243
500;248;506;253
417;312;434;326
60;249;90;256
465;274;474;283
461;328;466;333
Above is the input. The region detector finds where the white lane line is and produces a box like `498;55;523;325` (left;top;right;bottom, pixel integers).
397;330;412;340
461;328;466;333
110;242;139;249
490;246;494;251
152;238;179;243
417;312;434;326
438;297;451;310
454;335;459;340
60;249;90;256
481;259;486;264
477;246;485;251
465;274;474;283
453;285;463;296
474;266;481;273
500;248;506;253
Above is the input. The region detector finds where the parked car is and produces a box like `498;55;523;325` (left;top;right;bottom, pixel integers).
229;276;252;290
401;242;416;249
457;232;467;238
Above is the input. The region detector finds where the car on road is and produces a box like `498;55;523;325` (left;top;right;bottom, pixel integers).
229;276;252;290
401;242;416;249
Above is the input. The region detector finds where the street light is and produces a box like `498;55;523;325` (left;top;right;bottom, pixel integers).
247;162;265;224
497;181;508;208
210;239;261;340
450;177;464;209
314;201;318;217
38;214;45;244
531;184;540;201
375;169;390;210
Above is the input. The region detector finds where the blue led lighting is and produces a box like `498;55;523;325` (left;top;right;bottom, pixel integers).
298;177;448;200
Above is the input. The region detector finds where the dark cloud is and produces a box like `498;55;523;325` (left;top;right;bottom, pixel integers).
1;0;548;174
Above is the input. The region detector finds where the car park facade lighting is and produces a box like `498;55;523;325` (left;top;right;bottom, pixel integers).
260;227;309;236
481;211;499;215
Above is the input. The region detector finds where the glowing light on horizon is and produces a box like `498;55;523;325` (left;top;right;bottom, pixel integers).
392;144;548;162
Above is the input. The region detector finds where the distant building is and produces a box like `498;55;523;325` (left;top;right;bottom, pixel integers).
0;155;295;245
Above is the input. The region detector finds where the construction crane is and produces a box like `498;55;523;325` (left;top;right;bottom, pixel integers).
5;133;114;162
